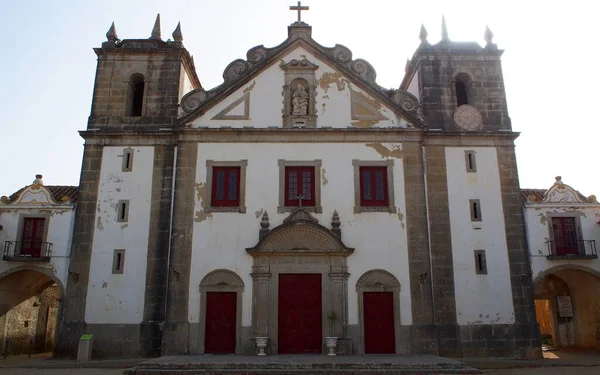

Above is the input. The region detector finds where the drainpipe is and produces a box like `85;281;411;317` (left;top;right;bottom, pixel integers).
421;145;437;326
162;146;178;336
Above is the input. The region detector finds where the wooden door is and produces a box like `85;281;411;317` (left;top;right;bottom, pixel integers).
278;274;322;353
552;217;579;256
364;292;395;354
205;292;236;353
21;218;45;256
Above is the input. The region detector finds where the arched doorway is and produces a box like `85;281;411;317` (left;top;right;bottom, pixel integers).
534;265;600;350
0;267;64;357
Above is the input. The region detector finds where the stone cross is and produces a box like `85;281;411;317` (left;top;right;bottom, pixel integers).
297;194;304;208
290;1;309;22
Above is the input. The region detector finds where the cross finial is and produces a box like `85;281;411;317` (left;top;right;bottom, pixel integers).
290;1;309;23
297;194;304;208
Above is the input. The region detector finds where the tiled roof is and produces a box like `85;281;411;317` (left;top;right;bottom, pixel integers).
6;185;78;203
520;189;546;204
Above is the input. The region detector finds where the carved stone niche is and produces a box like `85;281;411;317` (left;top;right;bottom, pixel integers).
280;58;318;128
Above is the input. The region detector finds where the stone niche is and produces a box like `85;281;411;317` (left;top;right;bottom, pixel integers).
280;58;318;128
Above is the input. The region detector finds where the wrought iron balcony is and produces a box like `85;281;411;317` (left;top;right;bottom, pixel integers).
2;240;52;262
544;240;597;260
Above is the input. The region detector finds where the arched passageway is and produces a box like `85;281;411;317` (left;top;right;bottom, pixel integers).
534;266;600;350
0;267;64;356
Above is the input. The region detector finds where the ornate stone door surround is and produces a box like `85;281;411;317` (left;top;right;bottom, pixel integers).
198;269;244;354
247;208;353;354
355;269;402;354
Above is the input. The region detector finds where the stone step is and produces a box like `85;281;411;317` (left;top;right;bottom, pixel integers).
124;355;481;375
126;369;481;375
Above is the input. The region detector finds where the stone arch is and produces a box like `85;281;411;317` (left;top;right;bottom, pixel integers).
198;269;244;354
534;264;600;285
0;265;65;356
533;264;600;349
355;269;402;354
259;225;342;251
356;269;401;289
200;269;245;288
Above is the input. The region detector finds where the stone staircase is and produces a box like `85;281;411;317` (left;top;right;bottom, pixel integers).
124;355;481;375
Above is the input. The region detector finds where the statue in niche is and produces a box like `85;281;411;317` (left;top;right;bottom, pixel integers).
291;83;309;116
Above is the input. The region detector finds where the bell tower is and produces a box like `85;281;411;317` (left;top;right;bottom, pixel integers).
401;18;510;132
88;15;200;130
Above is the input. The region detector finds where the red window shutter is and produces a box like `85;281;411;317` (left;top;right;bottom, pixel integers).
285;166;315;207
360;166;388;206
212;167;240;206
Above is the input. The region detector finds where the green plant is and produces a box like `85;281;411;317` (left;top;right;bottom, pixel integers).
327;310;339;337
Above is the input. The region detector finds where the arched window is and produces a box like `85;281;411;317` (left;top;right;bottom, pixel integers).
455;73;471;107
126;73;145;116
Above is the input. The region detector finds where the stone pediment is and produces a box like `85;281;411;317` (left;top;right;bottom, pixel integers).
247;208;353;256
526;176;597;205
178;25;424;127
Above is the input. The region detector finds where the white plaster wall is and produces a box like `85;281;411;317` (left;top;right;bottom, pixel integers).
445;147;515;325
0;205;74;289
179;63;194;102
191;46;407;128
525;205;600;278
406;72;420;100
85;146;154;324
188;142;412;326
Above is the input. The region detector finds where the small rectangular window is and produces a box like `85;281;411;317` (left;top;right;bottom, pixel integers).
122;148;134;172
465;150;476;172
117;200;129;222
212;167;241;207
469;199;481;222
474;250;487;274
112;249;125;274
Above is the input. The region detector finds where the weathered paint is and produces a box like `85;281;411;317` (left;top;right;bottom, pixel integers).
445;147;515;325
190;47;406;128
188;142;412;326
85;146;154;324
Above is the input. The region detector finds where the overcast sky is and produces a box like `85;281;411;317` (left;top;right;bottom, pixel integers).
0;0;596;198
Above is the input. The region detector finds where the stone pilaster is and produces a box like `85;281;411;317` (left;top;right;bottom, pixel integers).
55;144;103;358
162;141;197;355
141;144;175;357
497;145;541;358
251;261;271;337
423;144;461;357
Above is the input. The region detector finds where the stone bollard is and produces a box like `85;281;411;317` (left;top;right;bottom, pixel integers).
77;334;93;361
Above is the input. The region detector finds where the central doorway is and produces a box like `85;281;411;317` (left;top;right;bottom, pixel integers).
278;274;322;354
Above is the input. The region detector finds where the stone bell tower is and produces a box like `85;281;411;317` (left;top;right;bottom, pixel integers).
401;17;511;132
56;15;200;359
88;14;200;130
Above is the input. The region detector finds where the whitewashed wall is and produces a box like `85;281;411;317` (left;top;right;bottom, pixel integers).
85;146;154;324
190;46;408;128
525;205;600;278
188;142;412;327
445;147;515;325
0;203;74;289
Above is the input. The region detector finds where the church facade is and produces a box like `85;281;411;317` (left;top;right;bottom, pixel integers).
54;14;541;358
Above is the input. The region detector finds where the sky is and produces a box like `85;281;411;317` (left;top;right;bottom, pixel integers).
0;0;596;197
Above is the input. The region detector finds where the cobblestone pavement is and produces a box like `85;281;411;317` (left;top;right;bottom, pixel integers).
483;367;600;375
0;367;599;375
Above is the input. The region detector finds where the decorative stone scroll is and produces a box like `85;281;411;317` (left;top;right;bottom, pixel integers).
527;176;598;205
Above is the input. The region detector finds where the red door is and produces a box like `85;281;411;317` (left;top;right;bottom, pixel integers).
278;274;322;353
21;218;45;257
205;292;236;353
364;292;395;354
552;217;579;256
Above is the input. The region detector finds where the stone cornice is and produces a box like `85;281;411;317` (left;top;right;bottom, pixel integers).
79;128;519;146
